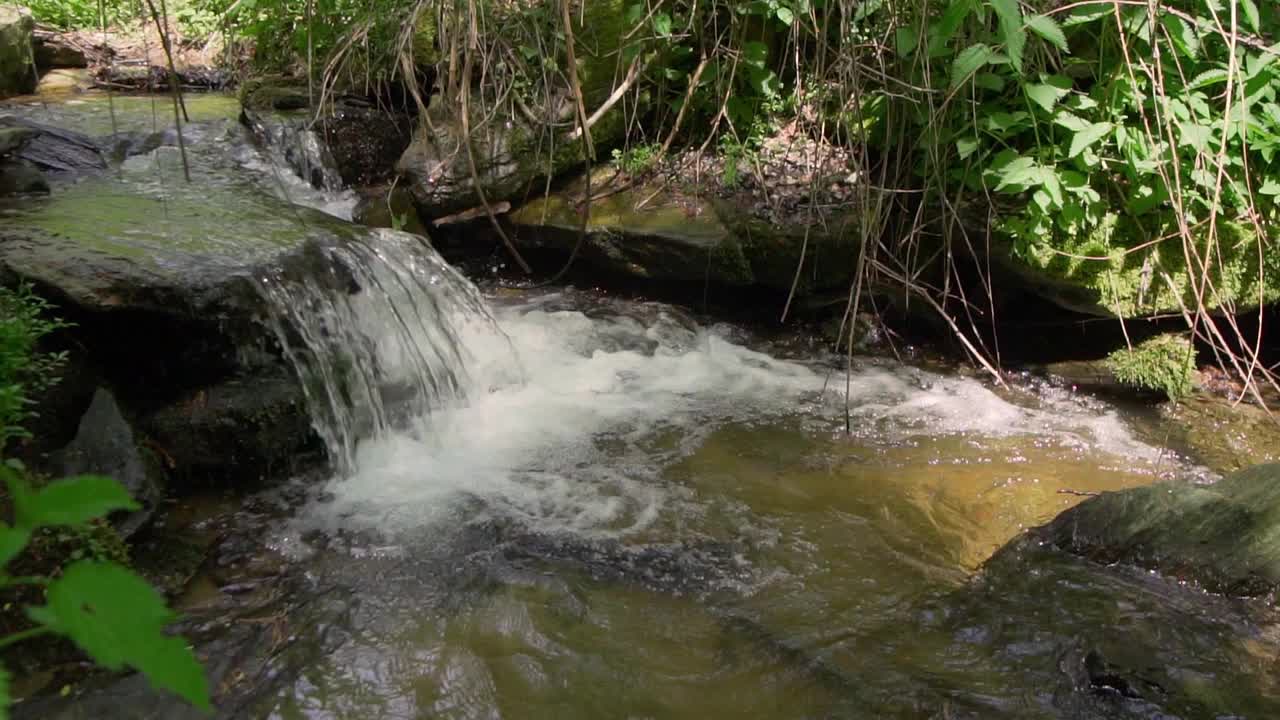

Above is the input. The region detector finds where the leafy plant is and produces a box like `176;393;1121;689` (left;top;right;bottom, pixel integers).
1106;333;1197;400
0;466;211;716
610;143;661;175
0;284;67;450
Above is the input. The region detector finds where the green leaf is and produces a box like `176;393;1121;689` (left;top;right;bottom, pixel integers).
1067;122;1112;157
929;0;973;54
1054;110;1090;132
1160;15;1199;59
956;136;981;159
776;6;795;25
1240;0;1260;34
894;26;918;57
951;44;994;89
743;41;769;68
1187;68;1229;91
0;667;8;720
0;526;30;569
974;73;1006;91
1026;14;1068;52
15;476;137;530
989;0;1025;72
1177;121;1214;152
28;562;210;710
1025;80;1070;112
1062;2;1111;26
1259;178;1280;195
651;11;672;37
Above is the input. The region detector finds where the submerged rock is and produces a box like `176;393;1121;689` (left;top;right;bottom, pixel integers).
1030;463;1280;597
0;115;106;175
0;6;36;98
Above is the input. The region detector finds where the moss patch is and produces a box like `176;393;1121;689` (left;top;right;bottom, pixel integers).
1016;215;1280;318
1105;334;1197;400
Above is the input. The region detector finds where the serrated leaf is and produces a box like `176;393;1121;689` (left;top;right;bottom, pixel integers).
1240;0;1260;34
930;0;973;54
1160;15;1199;59
990;0;1025;72
1068;122;1113;157
1259;178;1280;195
1188;68;1229;91
1178;121;1214;152
28;562;210;710
951;44;994;89
15;476;137;530
956;136;981;159
974;72;1006;91
1054;110;1090;132
1026;14;1068;52
1025;81;1070;112
1063;2;1111;26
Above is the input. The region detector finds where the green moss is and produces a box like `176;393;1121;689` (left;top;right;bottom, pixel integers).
1017;215;1280;318
239;75;310;111
1105;334;1197;400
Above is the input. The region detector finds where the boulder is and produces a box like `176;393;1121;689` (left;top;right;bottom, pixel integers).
1030;463;1280;597
507;170;862;294
0;115;106;175
353;184;427;235
51;388;164;538
0;124;36;154
397;0;638;219
32;28;88;69
0;6;36;98
0;159;48;194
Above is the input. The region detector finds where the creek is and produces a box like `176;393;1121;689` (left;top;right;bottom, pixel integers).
4;93;1279;720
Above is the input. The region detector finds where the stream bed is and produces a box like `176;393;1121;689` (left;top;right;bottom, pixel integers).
5;93;1280;720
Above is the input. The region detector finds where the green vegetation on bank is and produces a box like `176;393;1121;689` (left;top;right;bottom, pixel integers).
1106;333;1197;400
0;285;208;717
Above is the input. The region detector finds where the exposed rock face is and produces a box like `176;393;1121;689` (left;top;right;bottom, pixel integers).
0;115;106;175
1029;463;1280;597
507;170;861;294
396;0;636;219
0;6;36;98
52;388;164;538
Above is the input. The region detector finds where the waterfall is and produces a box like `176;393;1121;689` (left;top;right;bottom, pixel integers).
254;229;513;475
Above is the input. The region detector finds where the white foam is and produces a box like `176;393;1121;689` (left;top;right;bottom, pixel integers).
294;292;1179;541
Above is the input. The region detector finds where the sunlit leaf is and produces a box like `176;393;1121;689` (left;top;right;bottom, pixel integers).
1068;122;1113;157
15;475;137;530
1026;14;1068;52
27;562;210;711
951;43;994;89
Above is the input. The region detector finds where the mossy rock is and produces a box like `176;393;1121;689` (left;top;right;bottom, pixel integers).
0;6;36;98
1001;213;1280;318
1104;334;1196;400
239;75;311;111
1031;463;1280;597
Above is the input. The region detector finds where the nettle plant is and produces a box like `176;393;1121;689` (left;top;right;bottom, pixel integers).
886;0;1280;316
0;285;208;717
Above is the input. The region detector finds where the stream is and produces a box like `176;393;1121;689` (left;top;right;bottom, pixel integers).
5;93;1280;720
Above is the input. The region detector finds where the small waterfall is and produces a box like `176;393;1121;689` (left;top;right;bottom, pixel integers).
241;110;345;191
255;229;510;474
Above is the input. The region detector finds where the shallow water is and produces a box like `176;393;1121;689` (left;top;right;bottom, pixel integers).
7;92;1279;720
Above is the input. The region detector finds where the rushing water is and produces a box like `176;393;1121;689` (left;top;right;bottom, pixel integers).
7;93;1280;719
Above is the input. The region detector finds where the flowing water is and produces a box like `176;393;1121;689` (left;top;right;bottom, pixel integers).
6;93;1280;719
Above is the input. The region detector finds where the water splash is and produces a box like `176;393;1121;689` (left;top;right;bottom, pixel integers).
255;229;514;474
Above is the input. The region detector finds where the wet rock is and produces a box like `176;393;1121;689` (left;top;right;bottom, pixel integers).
95;64;229;92
0;160;48;194
317;102;412;186
238;74;310;111
508;169;862;294
353;184;427;235
50;388;163;537
0;124;37;155
141;374;319;492
32;28;88;69
0;116;106;175
397;0;638;219
1031;463;1280;597
239;107;342;190
101;128;176;163
34;67;90;97
0;6;36;98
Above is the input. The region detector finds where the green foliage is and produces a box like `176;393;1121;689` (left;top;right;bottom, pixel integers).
610;143;661;175
24;0;128;31
876;0;1280;316
0;465;210;715
1106;334;1197;400
0;284;67;450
